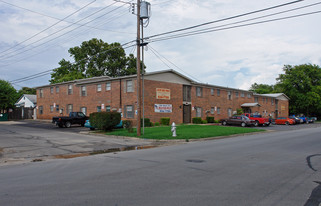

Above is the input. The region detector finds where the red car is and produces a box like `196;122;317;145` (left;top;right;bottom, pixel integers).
274;117;295;125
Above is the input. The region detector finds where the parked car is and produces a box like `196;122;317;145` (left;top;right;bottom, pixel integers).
289;116;300;124
221;115;256;127
307;117;315;123
85;119;123;130
274;117;296;125
52;112;88;128
243;113;270;126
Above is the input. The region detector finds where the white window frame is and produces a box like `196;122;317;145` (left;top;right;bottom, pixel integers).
126;80;133;92
106;82;111;91
97;84;102;92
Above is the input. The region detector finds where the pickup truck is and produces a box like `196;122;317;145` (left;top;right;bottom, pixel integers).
52;112;88;128
243;113;270;127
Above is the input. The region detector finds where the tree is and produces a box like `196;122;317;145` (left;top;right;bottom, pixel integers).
249;83;276;94
50;38;141;84
276;64;321;116
17;87;36;97
0;80;18;109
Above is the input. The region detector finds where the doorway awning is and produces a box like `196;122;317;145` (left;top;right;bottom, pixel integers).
241;103;261;107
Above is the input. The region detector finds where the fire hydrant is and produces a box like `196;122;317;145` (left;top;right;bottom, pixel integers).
171;122;177;137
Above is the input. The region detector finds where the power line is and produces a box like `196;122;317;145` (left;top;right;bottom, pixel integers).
0;0;96;55
148;10;321;43
0;1;122;60
8;40;136;84
145;0;304;40
148;45;202;82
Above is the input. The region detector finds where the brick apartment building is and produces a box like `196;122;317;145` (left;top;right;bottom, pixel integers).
36;70;289;124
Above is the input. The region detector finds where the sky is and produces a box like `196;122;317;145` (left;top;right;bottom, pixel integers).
1;0;321;91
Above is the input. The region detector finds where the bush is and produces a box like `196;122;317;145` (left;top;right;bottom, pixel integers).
154;122;160;126
206;116;215;123
192;117;202;124
214;119;220;123
160;117;170;125
90;112;121;131
202;120;208;124
123;120;133;133
141;118;152;127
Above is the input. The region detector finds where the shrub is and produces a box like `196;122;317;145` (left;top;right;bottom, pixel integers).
214;119;220;123
141;118;152;127
202;120;208;124
160;117;170;125
192;117;202;124
206;116;215;123
154;122;160;126
123;120;133;133
90;112;121;131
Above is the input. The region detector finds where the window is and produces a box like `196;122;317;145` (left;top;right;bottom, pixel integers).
217;89;220;96
217;107;221;114
39;89;43;98
235;91;239;98
97;84;101;92
97;106;101;112
227;91;232;100
106;106;111;112
211;88;214;96
50;105;54;112
228;108;232;117
67;104;73;114
241;92;245;97
196;107;202;117
183;85;191;102
80;107;87;115
50;87;53;94
56;86;59;93
196;87;203;97
106;82;111;91
247;93;252;98
81;86;87;96
39;106;43;115
271;99;274;105
125;105;134;118
68;85;73;95
56;105;59;112
255;97;258;103
211;107;214;114
126;80;133;92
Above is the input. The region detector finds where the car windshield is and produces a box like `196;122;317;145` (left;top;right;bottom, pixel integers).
242;116;250;120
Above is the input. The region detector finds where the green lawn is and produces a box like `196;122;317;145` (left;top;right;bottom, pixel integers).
105;125;265;140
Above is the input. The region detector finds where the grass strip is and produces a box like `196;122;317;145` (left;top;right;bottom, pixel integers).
105;125;265;140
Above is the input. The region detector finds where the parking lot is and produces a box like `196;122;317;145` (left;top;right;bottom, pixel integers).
1;119;320;166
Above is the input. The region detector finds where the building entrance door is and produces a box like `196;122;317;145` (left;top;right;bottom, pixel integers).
183;104;191;123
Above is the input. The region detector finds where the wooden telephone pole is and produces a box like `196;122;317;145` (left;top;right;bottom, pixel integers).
136;0;141;136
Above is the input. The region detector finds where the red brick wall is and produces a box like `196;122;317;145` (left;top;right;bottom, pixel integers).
36;77;289;123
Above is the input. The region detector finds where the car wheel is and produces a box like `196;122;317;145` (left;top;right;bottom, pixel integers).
90;127;95;130
285;121;289;125
254;121;259;127
81;123;85;127
222;121;227;126
241;122;246;127
58;124;63;128
65;121;71;128
265;123;270;127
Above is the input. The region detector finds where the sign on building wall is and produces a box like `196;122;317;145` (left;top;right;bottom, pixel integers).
156;88;170;100
154;104;172;113
281;106;285;111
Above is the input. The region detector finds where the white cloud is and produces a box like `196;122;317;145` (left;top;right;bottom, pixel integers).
0;0;321;90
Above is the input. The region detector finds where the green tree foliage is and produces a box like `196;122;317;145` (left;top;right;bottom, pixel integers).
0;80;18;109
17;87;36;97
249;83;281;94
276;64;321;115
50;38;141;84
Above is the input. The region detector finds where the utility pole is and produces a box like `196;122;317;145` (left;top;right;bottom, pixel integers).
136;0;141;137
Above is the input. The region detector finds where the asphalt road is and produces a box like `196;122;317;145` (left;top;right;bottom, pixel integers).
0;120;156;165
0;122;320;206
